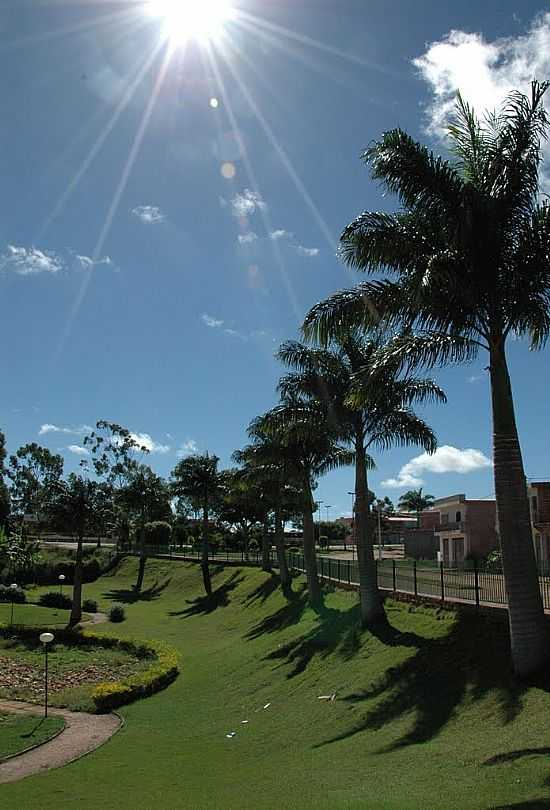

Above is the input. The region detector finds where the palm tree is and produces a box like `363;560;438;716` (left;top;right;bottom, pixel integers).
278;337;442;624
254;394;353;606
171;453;222;596
398;488;435;527
303;82;550;676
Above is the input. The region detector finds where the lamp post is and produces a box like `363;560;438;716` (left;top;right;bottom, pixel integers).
9;583;18;627
39;632;54;718
347;491;355;553
58;574;65;595
316;500;323;546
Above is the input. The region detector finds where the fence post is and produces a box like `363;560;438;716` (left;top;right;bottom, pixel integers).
347;559;351;585
474;557;480;609
440;561;445;602
392;559;396;593
413;560;418;599
337;558;341;582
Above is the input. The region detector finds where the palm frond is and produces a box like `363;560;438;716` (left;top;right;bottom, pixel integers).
372;332;480;374
367;409;437;454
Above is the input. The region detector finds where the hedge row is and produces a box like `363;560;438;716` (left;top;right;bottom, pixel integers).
0;624;180;713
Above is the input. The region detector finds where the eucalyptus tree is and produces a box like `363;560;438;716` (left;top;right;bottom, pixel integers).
254;394;353;606
303;82;550;675
218;468;264;561
0;431;9;528
46;474;97;626
398;488;435;527
7;443;64;532
278;338;441;623
171;453;223;596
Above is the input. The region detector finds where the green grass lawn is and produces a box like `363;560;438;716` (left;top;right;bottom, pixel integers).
0;712;64;761
0;602;72;627
3;557;550;809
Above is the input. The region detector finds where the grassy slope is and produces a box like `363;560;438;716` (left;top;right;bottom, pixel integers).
3;558;550;810
0;603;71;626
0;712;64;760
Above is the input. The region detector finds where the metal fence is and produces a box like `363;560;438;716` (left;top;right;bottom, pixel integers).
122;543;550;611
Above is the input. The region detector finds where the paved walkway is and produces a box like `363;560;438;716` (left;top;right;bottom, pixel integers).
0;700;121;784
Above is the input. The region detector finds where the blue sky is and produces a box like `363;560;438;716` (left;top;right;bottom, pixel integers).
2;0;550;518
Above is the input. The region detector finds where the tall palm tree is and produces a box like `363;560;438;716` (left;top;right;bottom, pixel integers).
171;453;222;596
254;394;353;606
303;82;550;676
278;337;442;624
398;488;435;527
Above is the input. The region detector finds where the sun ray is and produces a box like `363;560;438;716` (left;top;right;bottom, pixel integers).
38;36;166;240
204;40;303;325
216;36;340;259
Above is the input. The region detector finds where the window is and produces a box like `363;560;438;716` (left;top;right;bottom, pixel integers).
455;511;461;523
441;513;449;525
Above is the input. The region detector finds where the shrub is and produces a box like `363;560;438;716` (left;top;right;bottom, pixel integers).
108;603;125;623
144;521;172;547
39;591;72;609
91;638;179;713
172;525;187;547
0;584;26;603
82;598;98;613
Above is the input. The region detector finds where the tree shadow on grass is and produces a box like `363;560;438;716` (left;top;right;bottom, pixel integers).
315;610;544;753
245;585;309;640
244;573;283;607
103;576;173;605
169;571;246;618
260;600;373;678
490;802;550;809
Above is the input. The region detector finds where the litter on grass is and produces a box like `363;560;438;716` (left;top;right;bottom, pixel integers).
317;693;337;702
241;720;249;724
263;703;271;709
226;732;236;738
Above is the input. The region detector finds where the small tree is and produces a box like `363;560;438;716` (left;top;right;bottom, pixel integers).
398;488;435;527
171;453;223;596
144;521;172;547
7;443;64;532
0;431;10;530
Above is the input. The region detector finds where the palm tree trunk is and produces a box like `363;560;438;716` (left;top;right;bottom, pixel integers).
261;516;271;571
274;507;291;595
201;499;212;596
135;524;147;592
355;431;385;625
302;477;321;605
489;340;548;677
68;535;83;627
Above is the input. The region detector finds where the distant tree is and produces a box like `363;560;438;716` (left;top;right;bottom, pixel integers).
171;453;223;596
117;465;171;592
7;443;64;530
46;474;97;626
0;526;39;581
219;469;264;561
398;488;435;527
0;431;10;529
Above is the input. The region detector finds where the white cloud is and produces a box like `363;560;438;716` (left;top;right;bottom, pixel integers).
382;445;492;488
238;232;258;245
467;373;486;384
296;245;320;257
269;229;293;241
129;432;170;454
413;13;550;175
177;439;198;458
74;254;113;271
224;328;247;340
66;445;90;456
201;313;224;328
131;205;165;225
39;423;92;436
1;245;63;276
231;189;267;218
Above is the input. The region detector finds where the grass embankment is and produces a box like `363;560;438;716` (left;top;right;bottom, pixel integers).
0;712;64;761
3;557;550;809
0;603;72;626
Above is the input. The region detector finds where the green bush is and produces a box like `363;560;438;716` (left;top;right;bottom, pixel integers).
82;598;98;613
172;525;187;547
0;584;26;603
39;591;72;609
144;521;172;547
108;603;125;623
91;638;179;713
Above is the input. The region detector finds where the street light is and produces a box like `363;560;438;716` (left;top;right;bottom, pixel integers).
347;492;356;560
9;583;18;627
39;632;54;718
58;574;65;595
316;500;323;546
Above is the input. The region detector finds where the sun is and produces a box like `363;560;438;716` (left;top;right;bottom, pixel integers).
145;0;233;45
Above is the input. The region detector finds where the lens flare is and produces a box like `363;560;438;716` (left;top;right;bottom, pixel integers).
145;0;232;45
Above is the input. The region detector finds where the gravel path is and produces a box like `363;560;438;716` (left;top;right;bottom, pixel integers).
0;700;121;784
